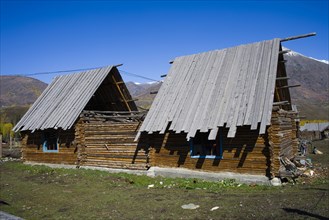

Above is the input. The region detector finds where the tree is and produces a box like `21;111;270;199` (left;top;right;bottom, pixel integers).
0;123;14;142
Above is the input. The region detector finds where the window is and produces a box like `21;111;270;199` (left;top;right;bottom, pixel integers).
42;131;59;152
190;129;223;159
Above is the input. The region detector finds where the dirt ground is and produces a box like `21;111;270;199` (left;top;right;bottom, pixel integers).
0;139;328;220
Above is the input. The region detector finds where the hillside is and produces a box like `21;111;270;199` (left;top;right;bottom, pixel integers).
125;82;162;109
284;50;329;119
0;75;47;107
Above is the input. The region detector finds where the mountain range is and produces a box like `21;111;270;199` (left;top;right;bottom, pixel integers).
283;50;329;119
0;76;47;107
0;50;328;122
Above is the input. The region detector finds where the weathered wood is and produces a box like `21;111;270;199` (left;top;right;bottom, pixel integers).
0;134;2;158
111;75;132;111
22;129;77;165
139;126;270;176
268;108;298;177
279;50;291;55
77;116;148;170
273;101;289;106
276;77;290;80
277;85;301;89
280;32;316;42
83;110;141;114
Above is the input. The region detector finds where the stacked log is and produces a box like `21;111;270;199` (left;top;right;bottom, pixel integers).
141;126;271;176
78;111;148;170
268;109;298;177
22;129;76;165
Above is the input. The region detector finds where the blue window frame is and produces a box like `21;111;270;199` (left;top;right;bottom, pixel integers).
42;131;59;153
190;128;223;159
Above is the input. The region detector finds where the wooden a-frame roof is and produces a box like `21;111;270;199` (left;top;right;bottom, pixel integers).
14;65;137;132
137;38;285;140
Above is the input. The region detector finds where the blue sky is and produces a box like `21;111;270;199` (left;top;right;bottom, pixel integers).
1;0;328;84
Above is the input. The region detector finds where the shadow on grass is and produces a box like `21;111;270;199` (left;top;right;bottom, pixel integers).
0;200;10;206
301;188;328;191
283;208;329;220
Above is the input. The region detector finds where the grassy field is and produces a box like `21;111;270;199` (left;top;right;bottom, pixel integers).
1;140;328;220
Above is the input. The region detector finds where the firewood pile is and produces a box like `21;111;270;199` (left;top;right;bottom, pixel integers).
81;110;147;123
269;108;298;177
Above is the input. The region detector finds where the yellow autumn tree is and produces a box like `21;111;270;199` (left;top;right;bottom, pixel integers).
0;123;14;142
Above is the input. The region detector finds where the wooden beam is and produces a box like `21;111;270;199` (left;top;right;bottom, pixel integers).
137;106;149;111
279;50;291;55
88;114;144;119
280;32;316;42
115;64;123;67
82;110;141;114
161;74;167;78
273;101;289;106
124;99;138;102
277;85;301;89
111;75;132;111
276;77;290;81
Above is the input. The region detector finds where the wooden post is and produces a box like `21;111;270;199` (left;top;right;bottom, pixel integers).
0;134;2;158
9;135;12;150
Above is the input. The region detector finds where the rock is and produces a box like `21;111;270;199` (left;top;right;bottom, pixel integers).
270;177;282;186
303;169;315;177
314;149;323;155
147;184;154;189
210;206;219;211
181;203;200;210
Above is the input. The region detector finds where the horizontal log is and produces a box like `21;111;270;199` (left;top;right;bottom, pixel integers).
87;154;147;160
277;85;301;89
276;77;290;80
280;32;316;42
279;50;291;55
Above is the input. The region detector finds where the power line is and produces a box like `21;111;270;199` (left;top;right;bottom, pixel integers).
19;66;104;76
2;66;104;77
118;69;160;82
2;65;161;82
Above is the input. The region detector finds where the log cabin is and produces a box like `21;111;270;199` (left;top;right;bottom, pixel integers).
13;65;148;170
135;36;312;179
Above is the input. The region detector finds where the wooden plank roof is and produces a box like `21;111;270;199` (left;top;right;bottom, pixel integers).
14;65;134;132
137;38;281;140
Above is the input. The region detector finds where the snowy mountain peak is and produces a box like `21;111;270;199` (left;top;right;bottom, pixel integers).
282;47;328;65
309;58;329;65
132;81;162;85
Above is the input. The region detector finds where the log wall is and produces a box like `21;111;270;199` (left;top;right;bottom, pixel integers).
21;129;77;165
76;114;148;170
140;126;271;176
268;109;298;177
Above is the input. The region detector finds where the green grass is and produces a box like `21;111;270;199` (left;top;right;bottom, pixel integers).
1;140;329;219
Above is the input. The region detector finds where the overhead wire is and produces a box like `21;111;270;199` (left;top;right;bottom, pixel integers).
2;65;162;82
2;65;162;110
